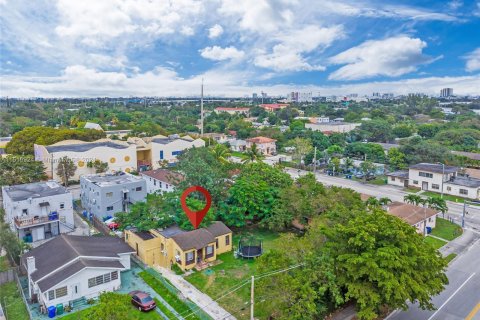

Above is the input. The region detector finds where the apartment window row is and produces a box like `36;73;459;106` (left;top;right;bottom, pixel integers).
432;184;440;190
48;286;68;301
460;189;468;195
419;172;433;178
88;271;118;288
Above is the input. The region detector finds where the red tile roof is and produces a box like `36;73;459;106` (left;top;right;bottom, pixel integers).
260;104;289;109
215;107;250;111
141;169;184;185
246;136;277;144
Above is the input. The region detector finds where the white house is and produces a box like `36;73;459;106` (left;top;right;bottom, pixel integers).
34;139;138;181
84;122;103;131
21;235;134;311
408;163;458;192
228;139;247;152
141;169;184;194
150;135;205;168
386;170;409;187
2;181;74;244
386;201;437;234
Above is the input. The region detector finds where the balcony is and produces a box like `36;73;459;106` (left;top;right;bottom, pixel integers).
14;212;59;228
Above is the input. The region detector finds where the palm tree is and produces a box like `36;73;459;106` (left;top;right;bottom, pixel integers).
379;197;392;206
365;197;380;209
210;144;232;164
404;194;422;206
242;143;265;163
426;196;448;218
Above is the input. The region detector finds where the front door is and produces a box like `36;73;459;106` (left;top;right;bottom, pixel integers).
422;181;428;190
197;249;202;263
71;283;81;299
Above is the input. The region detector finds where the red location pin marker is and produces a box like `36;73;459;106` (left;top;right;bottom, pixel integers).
180;186;212;229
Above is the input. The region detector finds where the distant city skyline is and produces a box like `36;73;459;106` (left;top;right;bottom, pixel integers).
1;0;479;97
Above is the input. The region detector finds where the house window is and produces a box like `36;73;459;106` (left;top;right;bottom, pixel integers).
88;272;116;288
107;206;113;211
447;186;452;191
432;184;440;190
225;235;230;246
154;180;156;186
171;150;182;156
185;252;195;265
460;189;468;195
55;286;68;298
160;151;164;160
419;172;433;178
205;245;214;258
161;243;164;251
48;290;55;300
136;187;142;192
22;209;28;215
391;177;395;181
111;271;118;280
413;180;418;185
106;192;113;197
60;203;65;209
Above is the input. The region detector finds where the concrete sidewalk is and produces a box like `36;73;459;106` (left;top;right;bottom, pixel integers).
154;266;236;320
439;228;480;257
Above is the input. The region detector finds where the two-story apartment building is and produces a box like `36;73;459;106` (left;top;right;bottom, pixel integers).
2;181;74;244
150;135;205;168
140;169;183;194
21;235;134;311
124;221;232;271
246;136;277;155
34;139;137;180
387;163;480;200
80;172;146;218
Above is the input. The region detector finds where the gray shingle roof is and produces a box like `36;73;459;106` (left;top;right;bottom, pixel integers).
386;170;409;178
409;163;458;174
22;235;134;290
171;229;215;251
141;169;183;185
37;259;124;292
446;176;480;188
45;141;129;153
205;221;232;237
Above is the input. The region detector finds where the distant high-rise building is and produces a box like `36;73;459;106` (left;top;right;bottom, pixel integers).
372;92;381;97
440;88;453;97
286;91;312;103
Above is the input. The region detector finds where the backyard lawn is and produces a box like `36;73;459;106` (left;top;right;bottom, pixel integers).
0;255;10;272
0;281;30;320
185;228;281;320
431;218;463;241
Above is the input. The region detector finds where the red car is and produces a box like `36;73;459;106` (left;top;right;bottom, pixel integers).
107;221;119;230
129;290;156;311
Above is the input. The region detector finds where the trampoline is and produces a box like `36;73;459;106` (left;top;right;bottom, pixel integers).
236;236;263;259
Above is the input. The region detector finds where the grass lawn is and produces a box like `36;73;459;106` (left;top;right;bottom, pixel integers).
445;253;457;263
0;255;10;272
352;175;388;185
185;228;281;320
60;299;162;320
431;218;463;241
404;187;421;193
0;281;29;320
138;271;203;320
421;191;469;203
230;151;245;158
424;236;447;250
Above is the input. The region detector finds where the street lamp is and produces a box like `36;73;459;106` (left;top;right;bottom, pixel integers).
436;162;445;199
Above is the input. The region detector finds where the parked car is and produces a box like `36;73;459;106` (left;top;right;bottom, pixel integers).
129;290;156;311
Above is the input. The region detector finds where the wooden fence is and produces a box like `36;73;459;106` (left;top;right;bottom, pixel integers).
0;269;15;285
91;215;112;236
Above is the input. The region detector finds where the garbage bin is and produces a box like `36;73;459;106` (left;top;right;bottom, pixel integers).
56;303;64;315
48;306;56;318
426;226;432;234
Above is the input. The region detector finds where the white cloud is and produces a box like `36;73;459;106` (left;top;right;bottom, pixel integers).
208;24;223;38
1;66;479;98
200;46;245;61
254;24;343;72
329;36;438;80
465;48;480;72
448;0;463;10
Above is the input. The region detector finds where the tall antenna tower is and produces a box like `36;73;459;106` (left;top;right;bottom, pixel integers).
200;78;204;136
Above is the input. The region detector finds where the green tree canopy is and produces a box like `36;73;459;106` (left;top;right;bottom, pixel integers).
0;155;46;186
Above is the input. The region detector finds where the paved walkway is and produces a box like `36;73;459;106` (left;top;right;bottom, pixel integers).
154;266;236;320
439;228;480;257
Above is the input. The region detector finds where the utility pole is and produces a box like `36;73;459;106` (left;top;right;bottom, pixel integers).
462;201;467;228
250;275;254;320
200;79;204;136
313;146;317;173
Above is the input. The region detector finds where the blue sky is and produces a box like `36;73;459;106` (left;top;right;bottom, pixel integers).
0;0;479;97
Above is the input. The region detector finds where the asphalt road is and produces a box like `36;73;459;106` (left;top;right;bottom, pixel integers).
283;167;480;230
387;238;480;320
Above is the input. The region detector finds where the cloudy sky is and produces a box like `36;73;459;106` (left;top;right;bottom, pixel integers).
1;0;479;97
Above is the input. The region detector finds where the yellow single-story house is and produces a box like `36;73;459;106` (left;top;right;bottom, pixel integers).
125;221;232;271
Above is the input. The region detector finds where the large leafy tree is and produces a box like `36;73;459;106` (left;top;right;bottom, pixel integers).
219;162;292;227
290;137;313;164
388;147;407;170
0;155;47;186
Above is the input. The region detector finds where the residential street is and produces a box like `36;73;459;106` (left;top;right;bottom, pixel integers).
387;237;480;320
283;167;480;230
